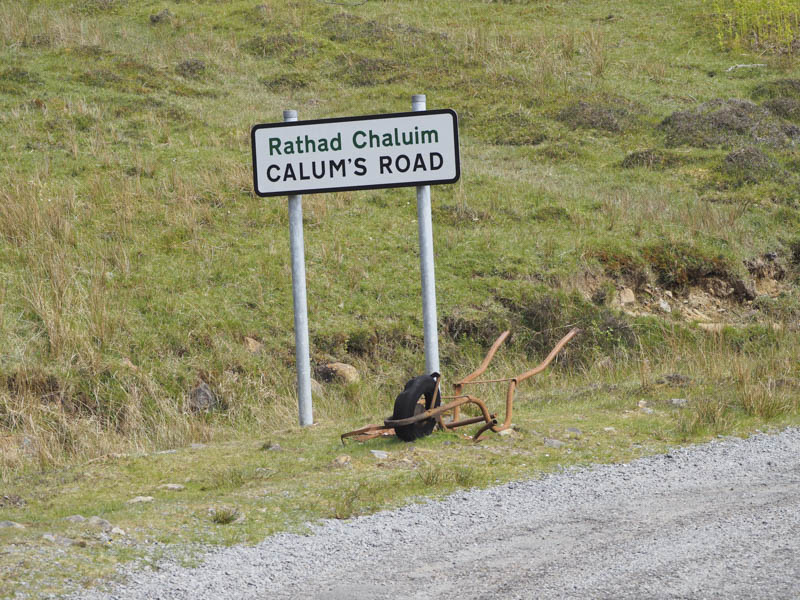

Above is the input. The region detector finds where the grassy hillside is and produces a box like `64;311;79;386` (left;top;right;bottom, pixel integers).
1;0;799;467
1;0;800;593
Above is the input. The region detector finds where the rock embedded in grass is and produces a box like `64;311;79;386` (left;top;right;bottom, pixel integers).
65;515;86;523
127;496;155;504
316;362;360;384
188;382;221;412
88;516;112;530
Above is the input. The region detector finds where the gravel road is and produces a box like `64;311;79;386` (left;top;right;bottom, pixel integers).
79;428;800;600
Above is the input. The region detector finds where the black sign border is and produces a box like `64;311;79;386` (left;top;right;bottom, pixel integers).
251;109;460;198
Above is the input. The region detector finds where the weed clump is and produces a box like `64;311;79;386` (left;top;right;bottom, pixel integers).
620;149;681;169
751;79;800;101
531;205;571;223
149;9;174;24
259;73;309;91
242;34;305;58
324;13;392;43
660;99;800;148
763;97;800;122
641;240;754;299
341;57;404;87
176;59;206;79
716;146;780;186
485;110;547;146
556;101;631;132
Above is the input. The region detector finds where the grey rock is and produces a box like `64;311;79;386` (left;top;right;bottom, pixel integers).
127;496;154;504
188;382;220;412
43;533;73;546
0;520;24;529
88;516;112;531
671;398;688;407
158;484;185;491
65;514;86;523
544;438;565;449
370;450;389;459
566;427;582;435
657;299;672;313
111;527;126;536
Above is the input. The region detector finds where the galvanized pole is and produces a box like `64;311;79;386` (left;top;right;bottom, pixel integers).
412;94;440;375
284;109;313;426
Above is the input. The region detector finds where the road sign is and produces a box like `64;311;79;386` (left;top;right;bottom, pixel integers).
251;110;459;197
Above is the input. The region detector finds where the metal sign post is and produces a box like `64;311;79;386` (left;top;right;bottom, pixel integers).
284;109;313;427
252;100;459;426
412;94;440;376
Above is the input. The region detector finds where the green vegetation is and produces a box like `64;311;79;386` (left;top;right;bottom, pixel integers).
1;0;800;596
710;0;800;53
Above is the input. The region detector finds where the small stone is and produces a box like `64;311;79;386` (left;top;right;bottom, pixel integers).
619;287;636;305
603;427;616;432
268;443;282;451
566;427;582;435
331;455;351;467
641;407;654;414
497;428;516;437
244;337;263;353
544;438;565;449
127;496;154;504
88;516;112;531
665;290;673;298
317;362;360;384
158;484;185;491
65;514;86;523
154;449;177;455
670;398;688;407
0;521;24;529
657;299;671;313
370;450;389;459
42;533;73;546
110;527;126;536
190;443;206;449
638;400;649;408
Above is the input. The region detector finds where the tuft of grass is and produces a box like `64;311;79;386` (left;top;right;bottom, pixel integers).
210;506;241;525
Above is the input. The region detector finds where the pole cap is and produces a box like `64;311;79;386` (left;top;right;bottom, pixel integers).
283;109;298;122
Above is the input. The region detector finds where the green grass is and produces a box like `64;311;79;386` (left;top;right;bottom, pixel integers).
1;0;800;596
709;0;800;53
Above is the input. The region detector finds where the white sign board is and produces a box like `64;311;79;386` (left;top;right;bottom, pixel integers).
251;110;460;197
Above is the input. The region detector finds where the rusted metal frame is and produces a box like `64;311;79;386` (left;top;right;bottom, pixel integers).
493;327;580;433
451;330;510;423
384;395;492;428
341;424;392;443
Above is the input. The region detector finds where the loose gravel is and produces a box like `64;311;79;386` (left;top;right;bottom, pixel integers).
75;428;800;599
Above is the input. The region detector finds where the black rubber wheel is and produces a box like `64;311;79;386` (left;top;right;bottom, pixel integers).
392;373;441;442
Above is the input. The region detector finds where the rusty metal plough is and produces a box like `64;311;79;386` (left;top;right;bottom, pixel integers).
341;327;580;443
